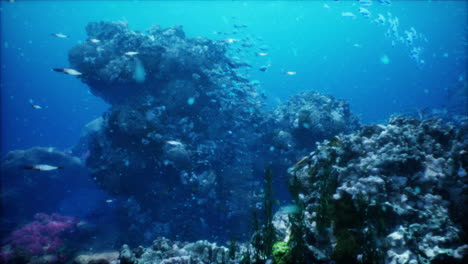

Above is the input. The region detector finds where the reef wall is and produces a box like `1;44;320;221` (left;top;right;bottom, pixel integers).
285;116;467;263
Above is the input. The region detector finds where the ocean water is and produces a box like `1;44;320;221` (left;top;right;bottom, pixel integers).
0;1;467;263
1;1;466;152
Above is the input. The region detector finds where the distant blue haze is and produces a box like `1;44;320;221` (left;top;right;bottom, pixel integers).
1;0;466;153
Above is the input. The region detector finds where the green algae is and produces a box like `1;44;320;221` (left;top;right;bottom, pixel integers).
272;241;292;264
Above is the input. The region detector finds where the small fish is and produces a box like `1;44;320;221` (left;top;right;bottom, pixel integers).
51;33;68;38
242;42;253;48
353;43;362;48
29;99;42;109
259;66;268;72
323;3;330;9
187;97;195;105
378;0;392;5
224;38;240;44
105;199;114;203
166;140;183;146
359;0;373;7
124;51;139;56
233;24;248;29
88;38;100;43
256;52;268;56
374;14;386;25
359;7;371;18
279;205;300;214
292;156;309;168
30;102;42;109
23;164;63;171
380;54;390;65
52;68;82;76
341;12;356;19
259;45;269;51
284;71;297;75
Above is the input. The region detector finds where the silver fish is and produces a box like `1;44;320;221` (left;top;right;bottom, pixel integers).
166;140;183;146
124;51;139;56
24;164;63;171
53;68;82;76
51;33;68;38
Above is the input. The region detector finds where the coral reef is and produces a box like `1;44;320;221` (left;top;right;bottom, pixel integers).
69;21;268;242
117;237;245;264
1;20;365;256
2;19;467;264
69;21;250;105
68;20;362;243
270;91;360;152
0;213;79;264
286;116;468;263
73;251;119;264
265;91;361;202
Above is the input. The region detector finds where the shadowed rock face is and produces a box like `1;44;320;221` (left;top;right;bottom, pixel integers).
269;91;360;157
67;21;362;243
69;21;268;242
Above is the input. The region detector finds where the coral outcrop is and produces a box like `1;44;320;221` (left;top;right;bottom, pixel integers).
117;237;245;264
270;91;360;152
69;21;268;242
73;251;119;264
285;116;467;263
67;21;361;243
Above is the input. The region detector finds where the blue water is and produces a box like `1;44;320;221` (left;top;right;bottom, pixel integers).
1;1;466;154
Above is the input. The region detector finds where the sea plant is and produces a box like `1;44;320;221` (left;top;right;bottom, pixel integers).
250;166;277;263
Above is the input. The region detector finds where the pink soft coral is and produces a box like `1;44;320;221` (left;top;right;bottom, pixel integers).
1;213;79;262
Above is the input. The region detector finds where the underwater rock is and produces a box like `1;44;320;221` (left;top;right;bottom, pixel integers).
271;91;360;151
70;21;268;242
272;211;292;241
263;91;361;202
69;21;364;243
69;21;231;105
287;116;468;263
73;251;119;264
117;237;245;264
73;117;104;158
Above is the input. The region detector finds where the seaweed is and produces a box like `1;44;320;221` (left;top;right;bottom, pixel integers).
262;165;276;259
287;201;308;263
250;166;276;263
229;237;237;260
288;168;310;263
314;162;339;233
272;241;292;264
332;229;360;264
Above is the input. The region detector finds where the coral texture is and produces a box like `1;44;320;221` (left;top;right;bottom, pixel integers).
118;237;244;264
286;116;467;263
67;21;361;242
1;213;79;263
